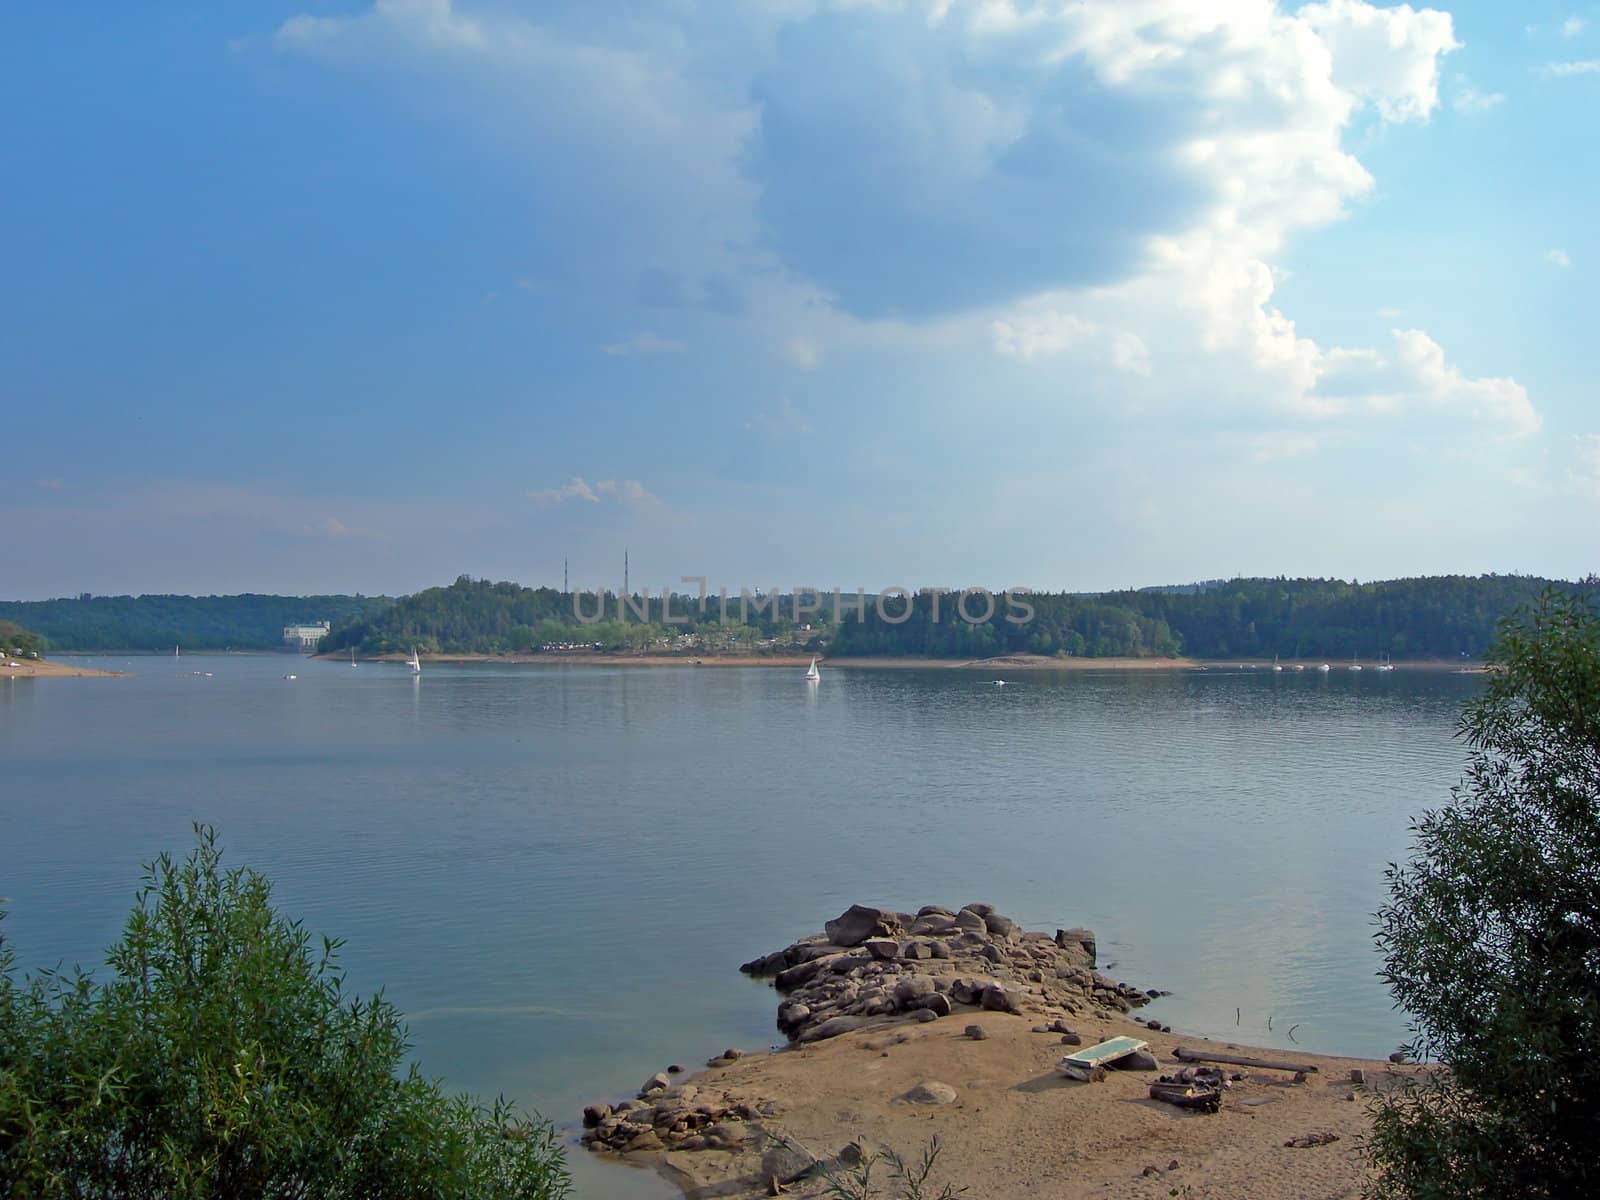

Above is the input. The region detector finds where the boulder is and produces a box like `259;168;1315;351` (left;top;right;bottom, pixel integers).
917;905;956;918
954;908;988;933
1111;1049;1160;1071
980;983;1024;1015
825;905;905;948
902;1080;958;1105
864;938;901;961
798;1014;869;1043
639;1073;671;1097
892;975;937;1003
964;1024;989;1040
961;902;995;917
903;941;935;960
984;913;1020;940
913;992;951;1017
1055;927;1096;966
762;1141;819;1185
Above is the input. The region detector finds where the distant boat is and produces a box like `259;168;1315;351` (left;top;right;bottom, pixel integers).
1293;663;1305;672
1317;662;1331;673
1349;653;1363;672
350;648;358;667
174;645;180;658
804;657;820;681
1271;654;1283;673
409;648;422;675
283;674;297;681
992;680;1006;687
1377;653;1396;673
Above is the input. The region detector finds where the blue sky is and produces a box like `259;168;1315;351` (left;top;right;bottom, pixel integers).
2;0;1596;600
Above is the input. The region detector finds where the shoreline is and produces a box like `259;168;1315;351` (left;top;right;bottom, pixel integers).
1;658;122;679
581;904;1409;1200
326;650;1482;673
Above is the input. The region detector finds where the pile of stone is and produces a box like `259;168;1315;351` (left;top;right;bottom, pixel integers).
581;1050;789;1155
738;903;1151;1045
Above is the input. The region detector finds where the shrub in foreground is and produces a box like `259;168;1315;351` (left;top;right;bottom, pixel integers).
0;826;570;1199
1370;589;1600;1198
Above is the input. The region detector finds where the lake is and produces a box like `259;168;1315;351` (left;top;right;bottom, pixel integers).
0;655;1480;1197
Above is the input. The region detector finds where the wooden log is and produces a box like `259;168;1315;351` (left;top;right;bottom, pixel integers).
1173;1047;1318;1074
1058;1062;1107;1083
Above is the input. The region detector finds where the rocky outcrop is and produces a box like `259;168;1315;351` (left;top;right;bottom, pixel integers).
737;902;1149;1046
581;1081;786;1156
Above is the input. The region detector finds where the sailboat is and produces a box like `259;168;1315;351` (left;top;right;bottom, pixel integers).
804;657;820;681
350;647;358;667
1271;654;1283;672
1317;662;1331;672
1348;653;1363;672
1377;653;1396;673
174;644;179;658
409;648;422;675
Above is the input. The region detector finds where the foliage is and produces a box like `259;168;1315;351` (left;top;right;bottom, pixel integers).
0;827;570;1200
830;574;1587;661
0;595;393;653
812;1136;964;1200
0;621;45;655
1368;590;1600;1198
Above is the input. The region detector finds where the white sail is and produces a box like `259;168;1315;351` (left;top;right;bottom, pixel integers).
805;656;820;681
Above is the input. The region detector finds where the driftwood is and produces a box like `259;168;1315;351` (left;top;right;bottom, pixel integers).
1058;1062;1107;1083
1148;1078;1223;1113
1173;1047;1318;1074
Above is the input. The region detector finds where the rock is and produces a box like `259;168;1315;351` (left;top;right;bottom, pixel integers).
913;1007;939;1022
740;950;789;976
1055;927;1097;966
964;1024;988;1040
704;1122;747;1148
929;940;952;959
1059;1032;1083;1046
961;902;995;917
902;1080;958;1105
980;944;1004;965
864;938;901;961
639;1073;671;1097
838;1137;882;1166
825;905;905;948
903;941;935;960
980;983;1023;1015
893;975;936;1002
623;1129;664;1152
917;904;956;918
762;1141;819;1185
954;908;989;933
667;1064;683;1074
582;1104;611;1127
984;913;1019;939
914;992;952;1018
1110;1049;1159;1071
798;1014;869;1043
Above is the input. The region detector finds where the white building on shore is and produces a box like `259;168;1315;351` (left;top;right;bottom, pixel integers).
283;621;331;651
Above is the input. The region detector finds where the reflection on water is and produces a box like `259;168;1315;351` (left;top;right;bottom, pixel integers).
0;655;1478;1198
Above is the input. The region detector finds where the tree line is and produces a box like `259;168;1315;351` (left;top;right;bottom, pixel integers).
0;594;393;652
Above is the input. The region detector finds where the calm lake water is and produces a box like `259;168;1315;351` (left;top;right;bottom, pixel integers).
1;656;1480;1197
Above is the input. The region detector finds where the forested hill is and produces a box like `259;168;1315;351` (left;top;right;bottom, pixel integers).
829;574;1593;660
318;573;1593;660
0;594;393;652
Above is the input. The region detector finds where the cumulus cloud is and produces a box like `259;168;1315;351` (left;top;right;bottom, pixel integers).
271;1;1530;448
1562;16;1587;39
527;477;658;508
1546;248;1572;268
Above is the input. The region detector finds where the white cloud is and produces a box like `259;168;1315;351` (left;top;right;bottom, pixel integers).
1452;83;1505;113
527;477;658;508
273;1;1527;451
528;477;598;506
1562;16;1587;39
1546;248;1572;268
598;332;685;357
1570;436;1600;502
1541;59;1600;77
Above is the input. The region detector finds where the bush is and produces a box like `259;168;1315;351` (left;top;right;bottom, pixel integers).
1369;590;1600;1198
0;827;570;1200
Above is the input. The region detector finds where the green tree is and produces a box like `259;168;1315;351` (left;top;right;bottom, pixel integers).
1369;590;1600;1198
0;827;570;1200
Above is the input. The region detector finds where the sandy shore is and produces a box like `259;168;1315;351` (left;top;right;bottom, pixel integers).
1;657;121;679
629;1013;1397;1200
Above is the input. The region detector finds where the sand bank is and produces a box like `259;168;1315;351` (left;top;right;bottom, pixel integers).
584;904;1413;1200
1;657;121;679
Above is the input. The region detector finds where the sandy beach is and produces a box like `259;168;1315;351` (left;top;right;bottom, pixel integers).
581;903;1411;1200
636;1014;1395;1200
0;657;121;679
